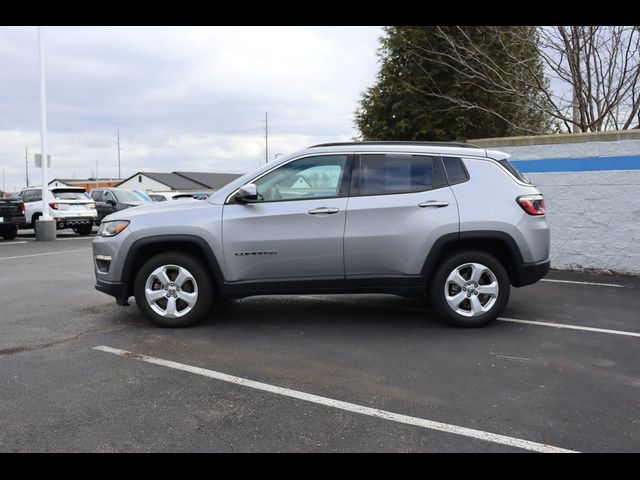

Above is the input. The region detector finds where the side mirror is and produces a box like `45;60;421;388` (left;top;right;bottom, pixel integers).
107;199;116;206
236;183;258;203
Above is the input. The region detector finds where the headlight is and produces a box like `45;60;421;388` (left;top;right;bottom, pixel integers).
98;220;130;237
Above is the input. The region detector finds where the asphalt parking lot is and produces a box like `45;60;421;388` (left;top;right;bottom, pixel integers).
1;229;639;452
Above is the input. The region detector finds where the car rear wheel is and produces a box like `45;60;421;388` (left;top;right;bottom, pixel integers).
134;252;213;327
430;250;510;328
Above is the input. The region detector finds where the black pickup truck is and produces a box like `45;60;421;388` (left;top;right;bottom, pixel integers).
0;197;25;240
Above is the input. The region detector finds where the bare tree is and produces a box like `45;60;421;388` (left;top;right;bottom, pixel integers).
397;26;640;134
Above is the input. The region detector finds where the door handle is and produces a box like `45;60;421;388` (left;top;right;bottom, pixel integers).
418;200;449;208
307;207;340;215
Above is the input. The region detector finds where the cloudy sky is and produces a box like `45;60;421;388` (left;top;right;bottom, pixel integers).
0;26;382;192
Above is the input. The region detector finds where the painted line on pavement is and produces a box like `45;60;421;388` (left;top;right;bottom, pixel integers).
93;345;577;453
498;317;640;338
541;278;630;288
56;236;96;241
296;295;640;338
0;248;88;261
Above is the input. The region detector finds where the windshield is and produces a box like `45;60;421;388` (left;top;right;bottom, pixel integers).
113;190;151;203
133;190;152;201
53;191;92;201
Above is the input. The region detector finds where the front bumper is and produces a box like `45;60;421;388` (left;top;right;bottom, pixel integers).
513;259;550;287
95;278;130;306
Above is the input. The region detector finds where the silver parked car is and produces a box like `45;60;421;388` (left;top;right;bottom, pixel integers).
92;141;550;328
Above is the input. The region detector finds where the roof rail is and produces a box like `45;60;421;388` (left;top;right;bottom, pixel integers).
308;141;481;149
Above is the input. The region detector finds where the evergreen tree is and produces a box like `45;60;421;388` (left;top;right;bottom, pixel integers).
355;26;554;141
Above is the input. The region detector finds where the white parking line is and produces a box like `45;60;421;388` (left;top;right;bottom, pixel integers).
541;278;630;288
0;249;88;261
498;317;640;338
0;241;28;245
56;236;96;241
93;345;577;453
297;295;640;338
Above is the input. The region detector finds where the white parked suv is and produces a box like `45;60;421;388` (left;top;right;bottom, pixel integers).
14;187;98;235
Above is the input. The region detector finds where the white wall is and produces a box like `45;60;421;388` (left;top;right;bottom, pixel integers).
117;175;170;192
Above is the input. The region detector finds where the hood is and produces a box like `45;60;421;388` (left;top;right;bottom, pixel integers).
103;198;205;222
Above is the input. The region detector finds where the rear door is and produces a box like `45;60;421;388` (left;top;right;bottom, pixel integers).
22;189;42;224
344;153;459;278
222;153;352;282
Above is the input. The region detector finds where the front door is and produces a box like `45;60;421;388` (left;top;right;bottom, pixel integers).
222;154;352;282
96;190;117;221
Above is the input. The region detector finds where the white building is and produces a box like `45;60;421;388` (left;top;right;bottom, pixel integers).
117;171;243;192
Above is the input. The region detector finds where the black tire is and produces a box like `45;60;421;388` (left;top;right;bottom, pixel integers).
74;225;93;236
1;224;18;240
429;250;510;328
134;252;214;328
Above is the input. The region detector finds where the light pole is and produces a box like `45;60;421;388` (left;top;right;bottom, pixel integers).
36;26;56;241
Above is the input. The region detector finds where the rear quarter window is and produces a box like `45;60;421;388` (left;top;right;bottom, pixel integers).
442;157;469;185
498;159;530;184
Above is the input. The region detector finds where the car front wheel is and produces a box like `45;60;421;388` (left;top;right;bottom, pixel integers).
134;252;213;327
430;250;510;328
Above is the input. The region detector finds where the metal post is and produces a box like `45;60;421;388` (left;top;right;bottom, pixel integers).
117;130;121;179
265;111;268;164
25;146;29;187
38;26;49;220
36;26;55;240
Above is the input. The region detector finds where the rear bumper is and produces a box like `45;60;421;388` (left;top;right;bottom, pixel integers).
55;216;95;228
0;216;25;227
95;279;130;306
513;259;550;287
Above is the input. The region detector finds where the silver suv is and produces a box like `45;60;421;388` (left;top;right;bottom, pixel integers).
92;142;550;328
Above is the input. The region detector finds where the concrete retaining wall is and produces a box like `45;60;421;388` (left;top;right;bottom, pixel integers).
469;130;640;275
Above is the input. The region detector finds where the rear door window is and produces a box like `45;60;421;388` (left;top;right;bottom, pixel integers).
355;154;445;196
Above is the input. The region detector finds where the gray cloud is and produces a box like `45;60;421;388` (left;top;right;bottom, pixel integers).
0;26;382;191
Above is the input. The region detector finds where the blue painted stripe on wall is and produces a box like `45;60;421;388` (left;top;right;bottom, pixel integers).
511;155;640;173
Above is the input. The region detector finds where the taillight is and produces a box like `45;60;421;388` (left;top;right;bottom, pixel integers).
517;194;545;216
19;202;25;214
49;202;58;210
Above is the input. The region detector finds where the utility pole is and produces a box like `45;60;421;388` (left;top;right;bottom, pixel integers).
264;111;268;164
2;168;5;196
25;146;29;187
116;130;122;179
